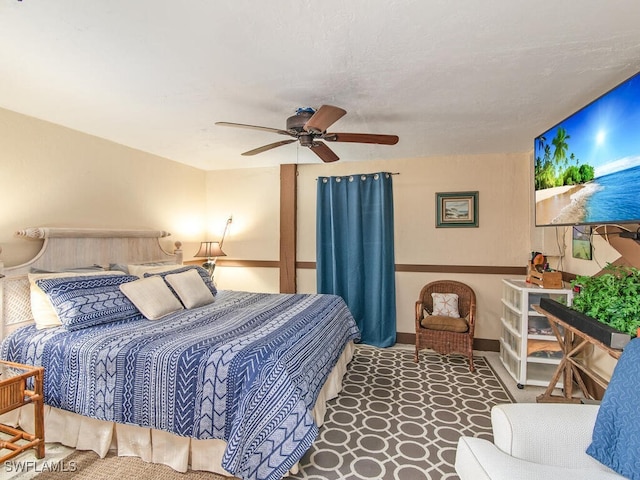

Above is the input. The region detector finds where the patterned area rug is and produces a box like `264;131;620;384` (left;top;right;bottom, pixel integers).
290;345;513;480
24;344;512;480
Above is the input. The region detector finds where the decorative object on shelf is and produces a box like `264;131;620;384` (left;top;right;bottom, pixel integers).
435;191;478;228
572;225;592;260
195;216;233;279
526;252;563;288
527;266;563;289
539;297;631;350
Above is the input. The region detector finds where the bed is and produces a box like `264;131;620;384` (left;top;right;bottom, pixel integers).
0;227;360;480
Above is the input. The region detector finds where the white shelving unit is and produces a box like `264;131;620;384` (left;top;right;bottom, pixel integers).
500;278;573;389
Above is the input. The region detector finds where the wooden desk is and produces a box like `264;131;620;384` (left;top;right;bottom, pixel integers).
0;360;45;461
533;305;622;403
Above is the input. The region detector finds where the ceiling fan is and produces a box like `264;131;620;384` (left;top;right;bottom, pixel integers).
216;105;399;163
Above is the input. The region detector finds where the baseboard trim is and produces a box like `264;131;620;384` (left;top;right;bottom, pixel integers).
395;332;499;352
473;338;500;352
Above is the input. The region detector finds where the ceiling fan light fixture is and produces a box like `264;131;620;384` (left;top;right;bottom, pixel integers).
298;134;314;147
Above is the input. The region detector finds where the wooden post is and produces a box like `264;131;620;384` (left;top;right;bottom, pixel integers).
280;164;297;293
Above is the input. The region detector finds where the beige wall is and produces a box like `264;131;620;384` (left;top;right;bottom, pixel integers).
0;108;207;266
297;154;530;265
556;228;619;275
208;153;535;342
203;167;281;293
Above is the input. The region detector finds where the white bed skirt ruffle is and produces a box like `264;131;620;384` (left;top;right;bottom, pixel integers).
3;341;354;476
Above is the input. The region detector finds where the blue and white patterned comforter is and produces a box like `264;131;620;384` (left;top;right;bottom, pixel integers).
1;290;360;480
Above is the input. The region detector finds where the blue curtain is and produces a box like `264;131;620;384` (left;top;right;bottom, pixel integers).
316;172;396;347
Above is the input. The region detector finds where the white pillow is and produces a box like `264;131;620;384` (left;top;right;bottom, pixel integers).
119;276;183;320
29;271;124;329
127;264;182;278
165;269;215;309
431;292;460;318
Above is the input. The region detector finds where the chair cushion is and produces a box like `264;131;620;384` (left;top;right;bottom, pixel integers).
586;338;640;479
421;314;469;332
431;292;460;318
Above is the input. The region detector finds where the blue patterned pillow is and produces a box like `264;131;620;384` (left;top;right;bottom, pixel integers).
143;265;217;297
36;274;142;331
586;338;640;479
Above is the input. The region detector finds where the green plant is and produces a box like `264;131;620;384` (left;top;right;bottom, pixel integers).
571;264;640;337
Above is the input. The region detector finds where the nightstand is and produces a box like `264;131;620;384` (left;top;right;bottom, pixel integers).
0;360;45;462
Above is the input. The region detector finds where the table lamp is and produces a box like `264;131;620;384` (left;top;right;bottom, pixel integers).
194;241;226;278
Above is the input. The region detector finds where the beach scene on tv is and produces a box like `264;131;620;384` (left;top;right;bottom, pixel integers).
535;73;640;226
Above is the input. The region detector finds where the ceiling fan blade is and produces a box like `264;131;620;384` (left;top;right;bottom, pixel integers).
216;121;292;137
323;132;399;145
242;139;296;156
303;105;347;134
309;142;339;163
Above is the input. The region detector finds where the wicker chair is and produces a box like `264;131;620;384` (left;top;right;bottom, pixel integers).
414;280;477;371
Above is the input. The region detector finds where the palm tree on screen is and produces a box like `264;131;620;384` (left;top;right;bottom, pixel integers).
552;127;571;168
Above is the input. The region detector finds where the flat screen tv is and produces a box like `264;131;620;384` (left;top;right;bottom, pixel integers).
534;71;640;226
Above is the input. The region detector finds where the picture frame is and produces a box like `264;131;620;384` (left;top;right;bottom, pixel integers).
436;191;479;228
572;225;592;260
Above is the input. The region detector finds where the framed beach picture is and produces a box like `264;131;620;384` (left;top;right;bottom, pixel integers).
436;191;479;228
572;225;592;260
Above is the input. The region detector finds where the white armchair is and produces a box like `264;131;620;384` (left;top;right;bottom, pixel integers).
455;403;623;480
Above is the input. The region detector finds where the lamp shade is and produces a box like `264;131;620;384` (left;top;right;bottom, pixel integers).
194;241;226;258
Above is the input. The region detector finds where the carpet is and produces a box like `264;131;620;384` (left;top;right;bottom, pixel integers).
21;450;231;480
28;345;512;480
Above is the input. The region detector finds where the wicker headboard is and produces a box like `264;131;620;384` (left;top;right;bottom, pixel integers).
0;227;183;339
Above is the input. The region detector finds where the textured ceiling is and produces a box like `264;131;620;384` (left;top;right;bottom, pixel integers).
1;1;640;170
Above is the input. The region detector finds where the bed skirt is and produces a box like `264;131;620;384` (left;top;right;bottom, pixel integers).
4;341;355;476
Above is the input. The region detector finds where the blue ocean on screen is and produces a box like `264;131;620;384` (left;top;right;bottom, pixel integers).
585;164;640;222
